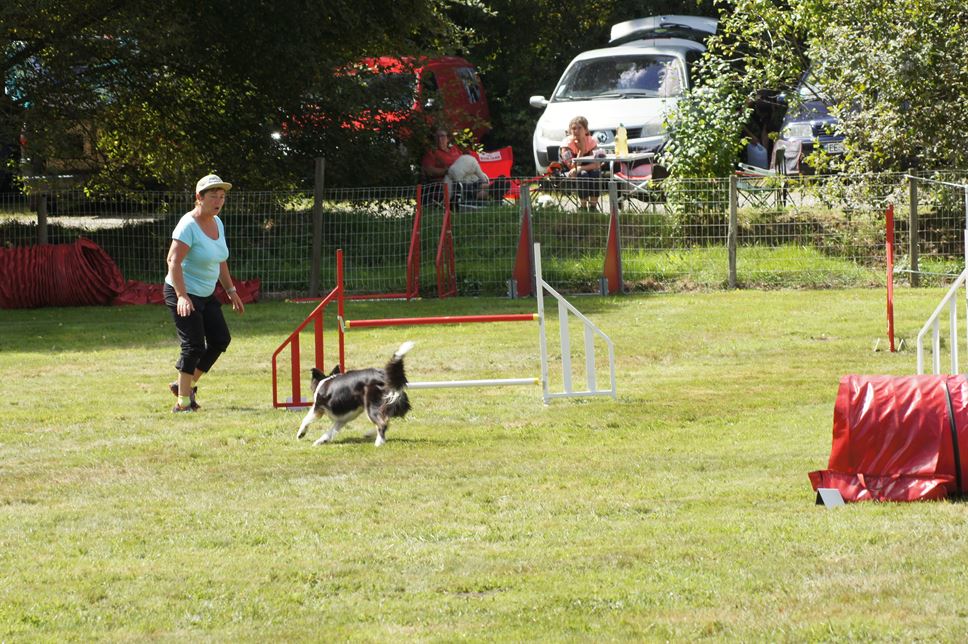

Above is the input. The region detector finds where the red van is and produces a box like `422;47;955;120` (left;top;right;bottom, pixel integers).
278;55;491;144
356;56;491;139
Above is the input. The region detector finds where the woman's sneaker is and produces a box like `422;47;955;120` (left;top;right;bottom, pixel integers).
169;382;200;410
172;403;195;413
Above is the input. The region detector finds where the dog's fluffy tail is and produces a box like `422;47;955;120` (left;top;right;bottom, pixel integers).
382;341;413;418
385;341;413;391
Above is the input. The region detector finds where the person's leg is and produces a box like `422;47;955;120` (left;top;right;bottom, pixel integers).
178;371;195;398
195;295;232;376
576;170;590;209
420;182;441;207
164;284;206;409
442;174;456;202
464;180;487;202
586;170;602;210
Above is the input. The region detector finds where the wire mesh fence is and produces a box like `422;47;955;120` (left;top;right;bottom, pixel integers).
735;171;907;288
1;169;966;299
904;171;968;286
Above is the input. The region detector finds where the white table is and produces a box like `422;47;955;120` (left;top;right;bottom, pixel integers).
572;151;655;178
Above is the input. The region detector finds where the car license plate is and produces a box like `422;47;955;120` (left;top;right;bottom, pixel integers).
823;141;845;154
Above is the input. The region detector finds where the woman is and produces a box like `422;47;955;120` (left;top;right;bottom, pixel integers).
164;173;245;413
420;128;491;203
559;115;604;211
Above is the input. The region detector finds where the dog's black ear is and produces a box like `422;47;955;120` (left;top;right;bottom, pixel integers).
310;367;326;381
329;365;341;376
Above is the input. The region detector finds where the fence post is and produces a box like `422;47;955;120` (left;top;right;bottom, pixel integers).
909;172;919;287
36;192;48;245
310;157;325;297
728;174;737;288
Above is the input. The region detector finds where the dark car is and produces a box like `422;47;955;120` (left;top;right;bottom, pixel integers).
772;74;845;174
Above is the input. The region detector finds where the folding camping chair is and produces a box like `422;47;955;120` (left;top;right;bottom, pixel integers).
526;165;593;210
612;160;663;212
770;140;802;176
735;162;784;208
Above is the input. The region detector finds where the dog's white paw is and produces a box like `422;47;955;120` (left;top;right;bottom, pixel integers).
374;435;386;447
313;430;336;446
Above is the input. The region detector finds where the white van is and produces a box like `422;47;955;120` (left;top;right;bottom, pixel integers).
529;15;717;173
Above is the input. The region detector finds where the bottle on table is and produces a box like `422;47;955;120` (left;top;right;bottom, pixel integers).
615;123;628;157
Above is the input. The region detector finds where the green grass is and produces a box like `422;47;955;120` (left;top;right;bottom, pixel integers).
3;288;968;640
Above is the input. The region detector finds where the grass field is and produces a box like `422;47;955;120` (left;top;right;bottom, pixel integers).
3;287;968;640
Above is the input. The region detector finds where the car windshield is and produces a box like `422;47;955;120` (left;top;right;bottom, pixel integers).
552;55;683;101
796;71;834;104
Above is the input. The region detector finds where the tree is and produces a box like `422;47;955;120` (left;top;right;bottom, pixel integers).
811;0;968;172
2;0;468;191
679;0;968;175
656;0;820;181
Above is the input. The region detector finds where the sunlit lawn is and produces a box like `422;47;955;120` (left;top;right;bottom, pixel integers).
2;287;968;640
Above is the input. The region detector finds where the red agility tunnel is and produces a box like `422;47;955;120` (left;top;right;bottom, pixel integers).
0;238;260;308
809;375;968;502
0;238;125;308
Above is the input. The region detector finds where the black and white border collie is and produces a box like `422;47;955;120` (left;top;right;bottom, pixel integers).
296;341;413;447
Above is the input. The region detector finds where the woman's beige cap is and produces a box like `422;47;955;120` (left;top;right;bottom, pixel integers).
195;174;233;194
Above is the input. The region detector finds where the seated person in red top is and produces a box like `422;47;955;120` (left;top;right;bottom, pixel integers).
421;128;490;202
559;115;604;211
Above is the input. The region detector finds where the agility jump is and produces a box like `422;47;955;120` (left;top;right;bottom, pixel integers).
271;243;616;407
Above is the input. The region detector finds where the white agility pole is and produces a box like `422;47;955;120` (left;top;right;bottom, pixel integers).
913;178;968;374
408;378;538;389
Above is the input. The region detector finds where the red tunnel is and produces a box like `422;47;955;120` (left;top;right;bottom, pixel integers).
0;238;259;308
0;238;125;308
810;375;968;502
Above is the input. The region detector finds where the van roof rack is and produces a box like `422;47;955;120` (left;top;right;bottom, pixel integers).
609;15;718;46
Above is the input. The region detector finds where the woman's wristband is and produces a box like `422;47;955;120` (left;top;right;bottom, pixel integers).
226;286;237;294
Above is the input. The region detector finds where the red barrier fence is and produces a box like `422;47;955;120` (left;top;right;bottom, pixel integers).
272;248;540;408
344;313;536;329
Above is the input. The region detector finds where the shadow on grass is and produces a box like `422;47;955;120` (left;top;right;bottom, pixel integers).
0;296;638;353
299;434;437;446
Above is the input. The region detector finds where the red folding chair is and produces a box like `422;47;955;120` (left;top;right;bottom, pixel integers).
613;161;659;211
472;147;519;200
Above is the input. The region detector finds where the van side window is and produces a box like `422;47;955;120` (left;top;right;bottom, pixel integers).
456;67;482;104
419;70;440;110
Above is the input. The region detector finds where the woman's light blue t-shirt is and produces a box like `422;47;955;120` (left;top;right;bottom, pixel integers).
164;212;229;296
